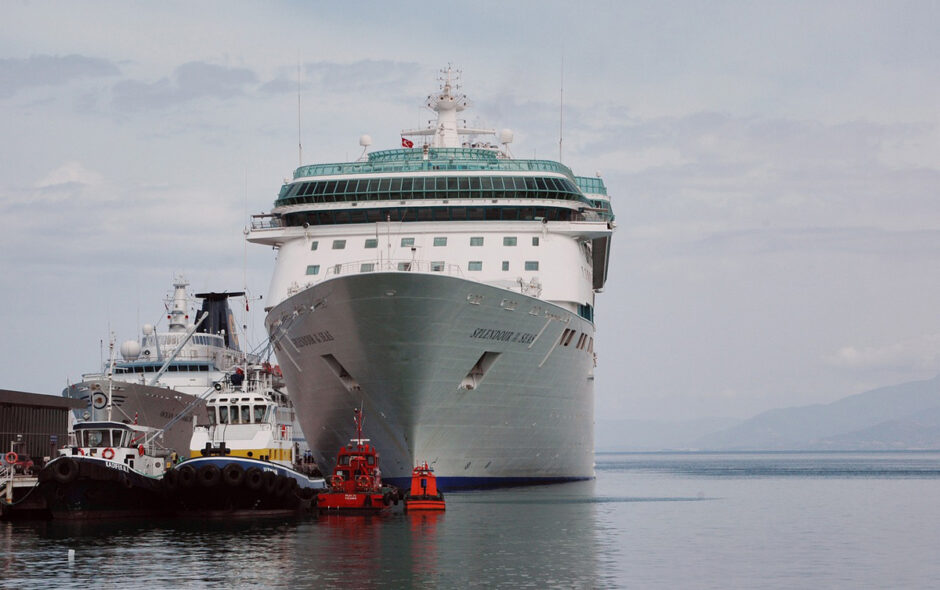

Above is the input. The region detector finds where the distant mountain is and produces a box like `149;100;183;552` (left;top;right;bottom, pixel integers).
595;416;742;451
694;374;940;450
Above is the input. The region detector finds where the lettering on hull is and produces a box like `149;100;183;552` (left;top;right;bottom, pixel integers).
470;328;536;344
290;331;336;348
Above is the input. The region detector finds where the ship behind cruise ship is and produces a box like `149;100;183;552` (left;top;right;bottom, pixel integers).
248;67;614;489
63;277;256;455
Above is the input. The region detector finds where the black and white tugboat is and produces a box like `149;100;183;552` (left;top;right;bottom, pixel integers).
163;363;325;515
36;420;171;519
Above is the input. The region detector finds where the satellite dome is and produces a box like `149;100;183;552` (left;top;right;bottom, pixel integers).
359;134;373;147
142;324;155;335
120;340;141;361
499;129;514;144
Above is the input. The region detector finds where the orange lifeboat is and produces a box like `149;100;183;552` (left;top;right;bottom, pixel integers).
404;462;445;511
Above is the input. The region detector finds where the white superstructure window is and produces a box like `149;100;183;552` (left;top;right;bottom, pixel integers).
398;262;412;271
433;237;447;247
364;238;378;249
468;261;483;271
360;263;375;272
532;237;540;246
502;261;509;271
503;237;517;246
401;237;415;247
306;265;320;275
431;261;444;272
332;240;346;250
470;237;484;247
310;241;319;251
525;261;539;271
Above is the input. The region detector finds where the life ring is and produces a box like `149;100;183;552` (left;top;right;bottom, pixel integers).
4;452;17;465
52;458;79;484
77;448;85;456
330;474;344;488
102;448;115;460
138;445;145;456
356;475;371;489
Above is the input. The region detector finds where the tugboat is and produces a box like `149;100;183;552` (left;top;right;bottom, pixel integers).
163;363;325;515
316;409;401;513
403;462;445;511
35;420;171;519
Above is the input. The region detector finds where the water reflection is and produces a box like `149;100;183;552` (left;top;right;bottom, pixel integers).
3;480;609;589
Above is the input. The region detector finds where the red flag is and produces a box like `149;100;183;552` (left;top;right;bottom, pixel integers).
401;137;414;148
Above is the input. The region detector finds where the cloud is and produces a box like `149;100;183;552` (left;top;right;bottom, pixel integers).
302;60;422;95
112;61;257;110
35;161;104;189
0;54;120;98
828;335;940;371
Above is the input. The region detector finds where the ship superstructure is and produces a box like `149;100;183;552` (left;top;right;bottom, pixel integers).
248;68;614;489
63;277;255;454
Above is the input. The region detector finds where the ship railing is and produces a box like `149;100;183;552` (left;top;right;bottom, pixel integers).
250;215;283;231
285;259;464;298
322;259;465;279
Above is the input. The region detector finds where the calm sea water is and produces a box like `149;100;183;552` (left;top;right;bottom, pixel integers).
4;452;940;589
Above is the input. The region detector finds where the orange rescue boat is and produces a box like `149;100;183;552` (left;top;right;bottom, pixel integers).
403;462;445;511
316;408;400;513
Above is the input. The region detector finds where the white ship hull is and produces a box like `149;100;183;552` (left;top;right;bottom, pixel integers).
266;271;596;489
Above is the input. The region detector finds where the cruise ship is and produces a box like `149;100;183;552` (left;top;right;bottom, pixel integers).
248;68;614;489
63;277;255;454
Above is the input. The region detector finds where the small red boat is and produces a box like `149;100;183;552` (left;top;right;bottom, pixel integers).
316;409;400;513
404;462;445;511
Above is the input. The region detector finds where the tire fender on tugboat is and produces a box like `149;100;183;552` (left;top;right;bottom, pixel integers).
177;464;197;488
163;467;179;490
52;458;79;484
262;470;278;493
244;467;264;491
222;463;244;487
198;464;222;488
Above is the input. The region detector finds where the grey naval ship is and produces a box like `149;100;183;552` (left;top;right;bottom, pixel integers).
248;68;615;489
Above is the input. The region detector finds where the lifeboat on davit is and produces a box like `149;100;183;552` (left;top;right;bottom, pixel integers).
403;462;445;511
316;408;401;513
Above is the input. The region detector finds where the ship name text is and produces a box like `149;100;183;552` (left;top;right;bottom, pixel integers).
291;331;335;348
471;328;536;344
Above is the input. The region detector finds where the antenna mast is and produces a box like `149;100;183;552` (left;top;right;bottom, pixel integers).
559;53;564;163
297;57;303;167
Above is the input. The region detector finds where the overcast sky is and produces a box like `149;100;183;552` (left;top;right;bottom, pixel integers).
2;1;939;422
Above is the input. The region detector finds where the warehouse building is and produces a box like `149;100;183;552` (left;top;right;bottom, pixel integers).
0;389;84;462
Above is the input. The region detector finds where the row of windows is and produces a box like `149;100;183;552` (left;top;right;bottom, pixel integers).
311;235;540;251
304;260;540;276
276;175;587;207
283;205;593;227
207;405;270;426
114;364;211;374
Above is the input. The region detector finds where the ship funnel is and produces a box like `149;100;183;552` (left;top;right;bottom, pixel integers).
194;291;245;351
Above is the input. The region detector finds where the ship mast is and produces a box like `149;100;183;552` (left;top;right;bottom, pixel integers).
401;66;495;149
